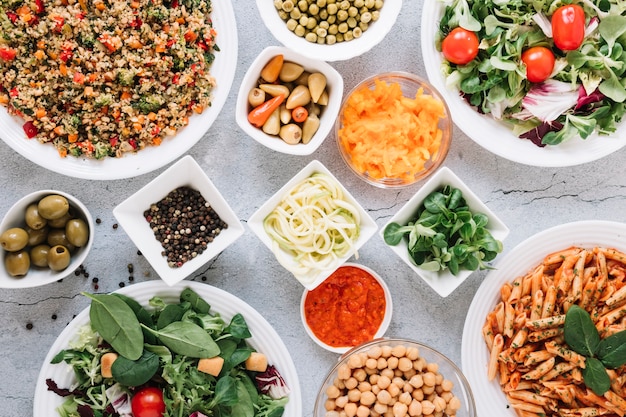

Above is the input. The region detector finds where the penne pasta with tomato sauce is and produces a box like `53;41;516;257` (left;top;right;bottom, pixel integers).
483;246;626;417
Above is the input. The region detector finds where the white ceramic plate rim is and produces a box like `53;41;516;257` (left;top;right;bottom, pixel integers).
0;1;238;180
248;159;378;290
33;281;303;416
256;0;403;62
299;262;393;354
379;167;510;297
235;46;343;155
461;220;626;417
0;189;95;288
420;0;626;167
113;155;245;286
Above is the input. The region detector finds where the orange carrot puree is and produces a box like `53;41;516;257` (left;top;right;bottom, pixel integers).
304;266;386;348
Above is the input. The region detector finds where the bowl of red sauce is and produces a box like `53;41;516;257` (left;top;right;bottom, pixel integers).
301;263;393;354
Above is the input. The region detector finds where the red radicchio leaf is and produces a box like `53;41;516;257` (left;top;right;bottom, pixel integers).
576;87;605;110
519;121;564;147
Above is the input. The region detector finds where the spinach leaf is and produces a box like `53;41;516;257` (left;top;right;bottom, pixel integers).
208;375;239;408
83;292;144;361
156;304;185;329
230;380;255;417
597;330;626;369
111;350;160;386
582;357;612;396
180;287;211;314
143;321;219;358
564;305;600;357
112;293;158;345
224;314;252;340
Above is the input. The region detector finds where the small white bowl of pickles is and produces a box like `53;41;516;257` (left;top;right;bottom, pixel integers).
0;190;94;289
235;46;343;155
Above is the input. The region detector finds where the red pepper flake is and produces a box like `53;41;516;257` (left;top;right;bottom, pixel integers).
23;121;38;138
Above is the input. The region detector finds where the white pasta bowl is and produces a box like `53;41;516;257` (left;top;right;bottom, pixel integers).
256;0;403;61
248;160;378;290
379;167;510;297
300;263;393;354
0;190;94;288
236;46;343;155
113;155;245;286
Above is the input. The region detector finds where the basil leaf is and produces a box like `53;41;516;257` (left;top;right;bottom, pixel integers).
83;292;144;361
111;350;160;387
582;357;611;395
180;287;211;314
145;321;219;358
564;305;600;357
598;330;626;369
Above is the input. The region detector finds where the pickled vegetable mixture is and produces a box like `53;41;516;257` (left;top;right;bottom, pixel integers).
304;265;386;347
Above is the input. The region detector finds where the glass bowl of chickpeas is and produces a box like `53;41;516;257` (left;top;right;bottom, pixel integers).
314;338;476;417
256;0;403;61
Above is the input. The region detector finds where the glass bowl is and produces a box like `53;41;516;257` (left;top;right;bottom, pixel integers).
314;338;476;417
335;72;452;188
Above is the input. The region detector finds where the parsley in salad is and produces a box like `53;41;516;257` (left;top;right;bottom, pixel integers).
437;0;626;146
46;288;290;417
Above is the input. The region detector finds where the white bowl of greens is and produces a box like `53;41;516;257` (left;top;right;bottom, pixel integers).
421;0;626;167
33;281;302;417
380;167;509;297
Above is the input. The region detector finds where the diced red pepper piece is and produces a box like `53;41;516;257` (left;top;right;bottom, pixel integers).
73;72;85;84
109;136;119;147
59;49;73;62
23;121;38;138
6;11;18;24
129;139;138;149
129;16;142;28
35;0;45;14
171;0;179;7
0;48;17;61
52;16;64;32
9;87;18;97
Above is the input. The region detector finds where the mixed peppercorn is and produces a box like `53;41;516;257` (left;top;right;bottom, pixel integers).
144;186;227;268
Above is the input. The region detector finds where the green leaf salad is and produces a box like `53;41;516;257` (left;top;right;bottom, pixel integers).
437;0;626;146
45;288;289;417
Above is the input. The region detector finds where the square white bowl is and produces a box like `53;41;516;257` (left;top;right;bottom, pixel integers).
379;166;510;297
248;160;378;290
113;155;244;286
235;46;343;156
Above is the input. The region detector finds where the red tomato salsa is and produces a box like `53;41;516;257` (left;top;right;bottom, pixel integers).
304;265;386;348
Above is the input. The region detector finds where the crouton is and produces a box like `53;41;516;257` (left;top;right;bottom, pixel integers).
197;356;225;377
101;352;118;378
245;352;268;372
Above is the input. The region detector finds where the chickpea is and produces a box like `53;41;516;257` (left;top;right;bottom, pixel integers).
358;381;372;392
348;388;361;403
348;353;364;369
327;385;341;399
353;368;367;382
338;364;351;380
423;372;437;387
408;399;422;416
398;357;413;372
421;400;435;415
345;377;358;390
373;402;387;415
399;392;412;405
377;375;391;390
409;374;423;389
387;356;399;370
381;368;394;380
381;345;392;358
387;383;400;398
427;362;439;373
336;396;349;408
433;396;447;413
356;405;369;417
360;390;376;406
377;389;392;405
365;358;378;370
368;346;383;359
412;388;424;401
325;399;336;411
344;402;357;417
377;357;387;370
393;402;408;417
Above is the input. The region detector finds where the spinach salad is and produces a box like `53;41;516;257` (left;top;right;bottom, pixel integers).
45;288;289;417
437;0;626;146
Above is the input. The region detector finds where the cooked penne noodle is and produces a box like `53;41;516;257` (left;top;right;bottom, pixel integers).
482;246;626;417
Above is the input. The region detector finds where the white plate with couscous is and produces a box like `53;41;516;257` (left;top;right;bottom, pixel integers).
0;0;237;180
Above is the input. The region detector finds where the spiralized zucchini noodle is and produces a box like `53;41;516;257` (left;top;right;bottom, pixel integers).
263;173;361;285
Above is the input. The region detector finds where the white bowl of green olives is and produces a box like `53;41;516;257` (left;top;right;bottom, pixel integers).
256;0;403;62
236;46;343;155
0;190;94;288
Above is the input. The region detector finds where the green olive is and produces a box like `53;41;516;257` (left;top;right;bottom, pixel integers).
47;245;71;271
66;218;89;247
46;229;76;252
0;227;29;252
38;194;70;220
25;203;47;230
27;226;49;246
30;244;50;268
4;250;30;277
47;209;75;228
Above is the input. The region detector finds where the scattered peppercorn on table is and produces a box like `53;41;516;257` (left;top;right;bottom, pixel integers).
1;2;626;417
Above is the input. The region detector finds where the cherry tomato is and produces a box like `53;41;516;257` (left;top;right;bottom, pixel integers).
521;46;556;83
551;4;585;51
441;27;479;65
131;387;165;417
